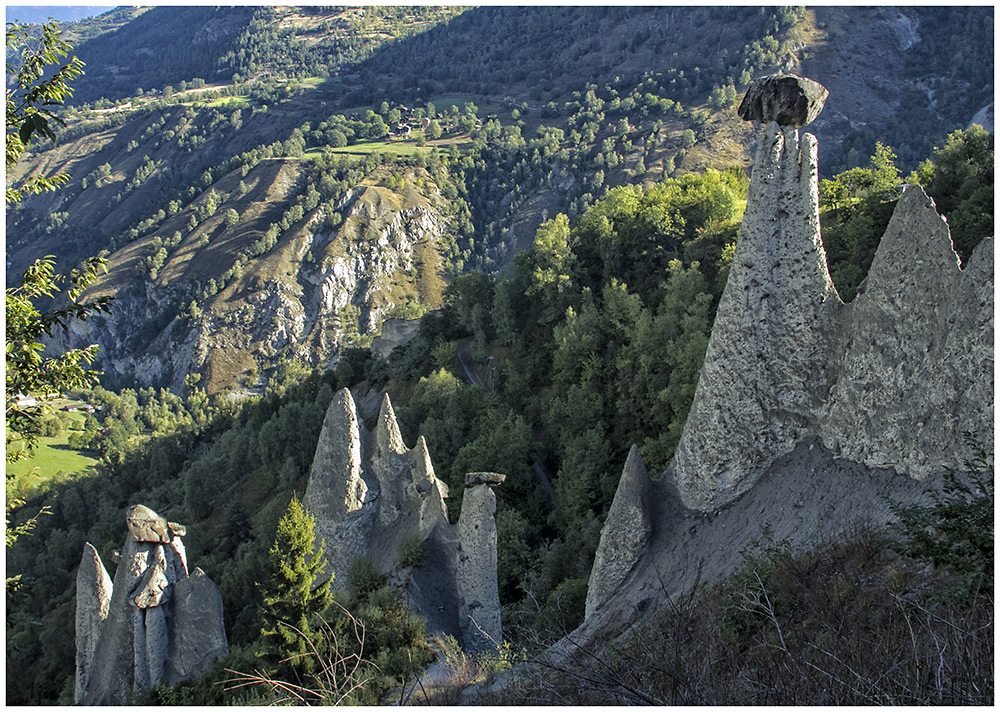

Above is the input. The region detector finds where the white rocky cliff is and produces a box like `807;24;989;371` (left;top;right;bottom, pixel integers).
53;169;449;395
75;505;228;704
303;388;505;654
582;75;993;630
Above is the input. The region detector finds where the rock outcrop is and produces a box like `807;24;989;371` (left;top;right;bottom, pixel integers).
75;506;227;705
51;167;450;396
582;78;992;630
304;388;504;653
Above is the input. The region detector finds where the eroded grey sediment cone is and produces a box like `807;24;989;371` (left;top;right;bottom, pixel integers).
304;388;504;653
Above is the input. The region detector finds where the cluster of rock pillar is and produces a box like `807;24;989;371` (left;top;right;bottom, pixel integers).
303;388;505;654
75;505;228;705
585;73;993;619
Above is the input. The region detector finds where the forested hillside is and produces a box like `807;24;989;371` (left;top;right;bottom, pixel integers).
6;5;994;706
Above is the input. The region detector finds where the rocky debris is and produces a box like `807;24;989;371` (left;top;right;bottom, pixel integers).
75;507;227;705
304;388;503;653
969;102;993;133
583;85;993;625
738;74;829;127
465;472;507;487
585;446;654;619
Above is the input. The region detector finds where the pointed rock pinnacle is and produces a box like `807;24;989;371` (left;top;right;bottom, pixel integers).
374;392;406;456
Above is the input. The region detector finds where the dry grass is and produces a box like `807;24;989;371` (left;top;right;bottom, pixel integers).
224;603;376;705
474;525;994;706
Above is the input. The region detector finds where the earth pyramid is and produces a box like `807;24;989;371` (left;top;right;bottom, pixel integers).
579;74;992;633
303;388;504;653
75;505;228;704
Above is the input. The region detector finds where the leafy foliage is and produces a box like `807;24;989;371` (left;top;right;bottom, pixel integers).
889;435;993;595
6;257;111;464
5;20;85;202
911;124;994;261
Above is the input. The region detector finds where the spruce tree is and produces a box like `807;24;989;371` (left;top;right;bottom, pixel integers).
257;496;334;677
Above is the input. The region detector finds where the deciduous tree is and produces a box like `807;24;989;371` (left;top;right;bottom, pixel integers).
5;20;84;203
5;20;109;591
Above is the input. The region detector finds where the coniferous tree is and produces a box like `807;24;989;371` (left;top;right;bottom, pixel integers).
257;496;333;677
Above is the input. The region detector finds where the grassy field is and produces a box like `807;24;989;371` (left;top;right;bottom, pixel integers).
295;77;327;89
6;409;98;493
427;96;472;112
200;95;255;109
302;132;478;161
305;141;436;159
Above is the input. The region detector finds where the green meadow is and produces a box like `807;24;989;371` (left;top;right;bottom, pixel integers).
6;410;98;494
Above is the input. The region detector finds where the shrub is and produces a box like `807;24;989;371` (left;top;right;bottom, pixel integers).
718;524;794;646
347;556;384;602
396;533;426;569
888;433;993;594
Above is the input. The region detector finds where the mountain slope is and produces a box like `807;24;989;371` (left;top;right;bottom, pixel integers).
7;5;992;397
48;160;449;394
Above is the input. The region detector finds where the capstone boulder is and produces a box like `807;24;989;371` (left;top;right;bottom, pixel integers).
738;73;829;127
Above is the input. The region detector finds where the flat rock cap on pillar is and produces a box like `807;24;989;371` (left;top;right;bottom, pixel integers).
464;472;506;487
738;74;829;127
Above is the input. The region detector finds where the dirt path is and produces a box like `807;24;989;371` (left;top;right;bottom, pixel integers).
456;346;484;388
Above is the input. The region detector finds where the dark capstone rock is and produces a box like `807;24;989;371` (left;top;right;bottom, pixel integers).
738;74;829;127
464;472;506;487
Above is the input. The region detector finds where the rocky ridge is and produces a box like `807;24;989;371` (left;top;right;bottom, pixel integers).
75;505;227;705
304;388;504;653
